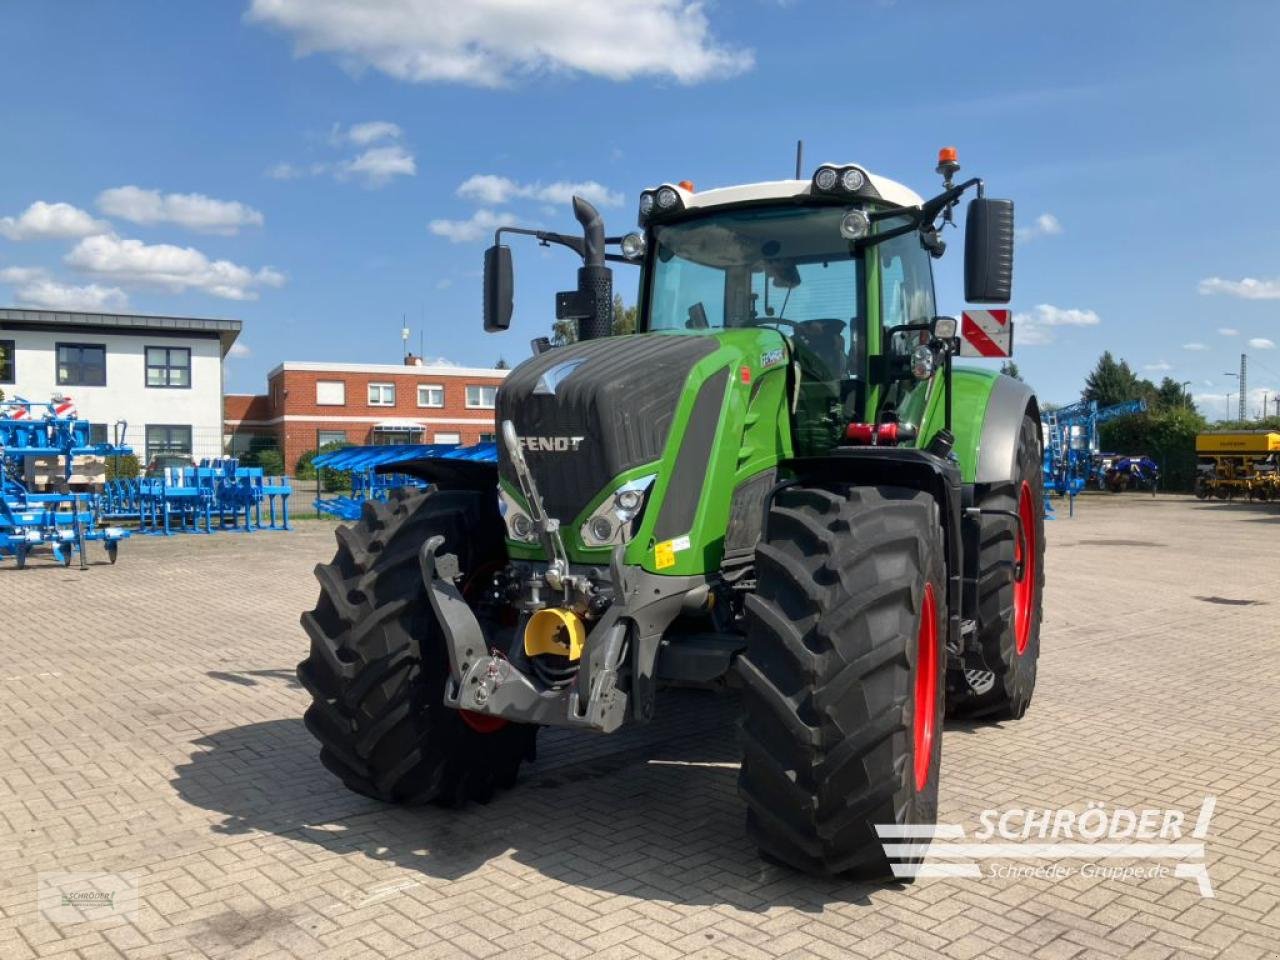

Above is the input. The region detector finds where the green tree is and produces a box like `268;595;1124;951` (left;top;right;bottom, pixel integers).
999;360;1022;381
243;448;285;477
296;440;351;491
550;294;638;344
1100;405;1207;492
1083;352;1144;407
551;317;578;346
612;293;638;336
1154;376;1196;413
494;356;510;370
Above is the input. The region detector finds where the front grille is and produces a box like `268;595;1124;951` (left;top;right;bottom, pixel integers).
496;335;717;522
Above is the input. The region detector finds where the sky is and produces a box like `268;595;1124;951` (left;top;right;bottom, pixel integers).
2;0;1278;416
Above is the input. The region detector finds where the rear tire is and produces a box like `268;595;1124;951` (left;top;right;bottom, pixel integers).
738;484;946;879
949;415;1044;721
297;487;535;805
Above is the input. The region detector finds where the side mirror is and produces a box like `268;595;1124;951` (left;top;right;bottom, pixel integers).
483;244;514;332
964;198;1014;304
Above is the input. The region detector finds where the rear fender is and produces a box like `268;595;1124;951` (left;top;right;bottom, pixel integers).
975;376;1041;484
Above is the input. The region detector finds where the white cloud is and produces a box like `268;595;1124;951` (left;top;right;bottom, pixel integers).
1249;337;1276;350
1193;386;1278;419
245;0;753;87
96;186;265;235
435;278;452;290
270;122;414;188
0;266;128;312
339;145;416;187
428;209;512;244
1218;327;1239;336
1143;361;1173;372
457;173;622;209
1012;303;1100;347
267;161;304;180
65;233;285;301
0;201;109;240
1014;212;1062;243
1198;276;1280;300
344;120;402;145
228;341;252;358
1182;342;1207;351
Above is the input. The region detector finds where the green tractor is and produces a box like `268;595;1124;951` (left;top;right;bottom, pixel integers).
298;149;1045;879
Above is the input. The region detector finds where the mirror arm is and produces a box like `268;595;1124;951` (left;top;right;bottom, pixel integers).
494;226;586;260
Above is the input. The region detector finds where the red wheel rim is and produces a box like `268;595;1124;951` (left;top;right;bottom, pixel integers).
1013;481;1036;655
459;709;508;734
913;582;938;793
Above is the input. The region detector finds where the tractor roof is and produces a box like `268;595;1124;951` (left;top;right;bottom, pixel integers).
648;166;924;213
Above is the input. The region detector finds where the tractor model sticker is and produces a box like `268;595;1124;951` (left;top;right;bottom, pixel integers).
960;309;1013;358
760;348;785;368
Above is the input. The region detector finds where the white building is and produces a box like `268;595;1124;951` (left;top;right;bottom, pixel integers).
0;307;241;463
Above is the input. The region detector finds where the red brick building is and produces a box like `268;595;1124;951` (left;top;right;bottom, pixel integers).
225;357;508;472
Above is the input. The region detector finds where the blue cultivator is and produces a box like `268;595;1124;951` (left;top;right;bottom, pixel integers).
1041;398;1149;515
312;443;497;520
97;459;293;535
1;395;131;568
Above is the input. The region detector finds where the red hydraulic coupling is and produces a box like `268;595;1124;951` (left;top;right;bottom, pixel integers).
844;421;916;446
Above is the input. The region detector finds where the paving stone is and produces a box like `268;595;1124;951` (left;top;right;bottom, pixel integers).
0;499;1277;958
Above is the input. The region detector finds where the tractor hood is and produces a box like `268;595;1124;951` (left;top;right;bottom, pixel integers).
495;328;794;572
496;334;719;525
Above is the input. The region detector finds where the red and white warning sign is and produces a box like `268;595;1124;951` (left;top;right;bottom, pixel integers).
959;309;1013;358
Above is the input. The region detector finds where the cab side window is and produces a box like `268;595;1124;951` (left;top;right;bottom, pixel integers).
880;230;936;330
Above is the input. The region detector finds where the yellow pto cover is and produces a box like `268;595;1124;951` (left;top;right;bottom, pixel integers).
1196;432;1280;454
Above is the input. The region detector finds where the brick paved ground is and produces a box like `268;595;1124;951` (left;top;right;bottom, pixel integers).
2;495;1278;959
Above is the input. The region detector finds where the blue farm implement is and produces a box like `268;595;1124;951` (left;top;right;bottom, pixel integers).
311;442;497;520
1;395;131;568
1041;398;1149;511
97;459;293;535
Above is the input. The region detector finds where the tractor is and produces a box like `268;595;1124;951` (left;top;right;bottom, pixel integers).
298;149;1045;880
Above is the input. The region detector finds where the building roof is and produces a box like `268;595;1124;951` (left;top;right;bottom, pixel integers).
268;360;509;379
0;307;242;356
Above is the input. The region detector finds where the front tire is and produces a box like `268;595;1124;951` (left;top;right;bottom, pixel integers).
738;485;946;879
950;414;1045;721
297;488;536;806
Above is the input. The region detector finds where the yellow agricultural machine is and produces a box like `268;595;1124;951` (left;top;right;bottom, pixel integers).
1195;431;1280;501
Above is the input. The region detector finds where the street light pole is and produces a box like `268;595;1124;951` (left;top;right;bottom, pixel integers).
1223;371;1240;422
1180;380;1192;409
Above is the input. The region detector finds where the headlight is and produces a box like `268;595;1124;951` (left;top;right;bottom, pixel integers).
616;488;643;512
580;474;656;547
620;232;646;261
839;209;870;240
499;486;537;542
840;167;865;192
911;345;935;380
638;192;655;218
656;186;679;209
813;166;839;191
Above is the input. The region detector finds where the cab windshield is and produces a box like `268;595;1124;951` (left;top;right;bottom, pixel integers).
645;205;865;382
